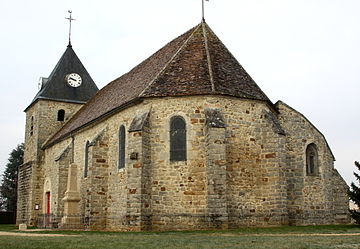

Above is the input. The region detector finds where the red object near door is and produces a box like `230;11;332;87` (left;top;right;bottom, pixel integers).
46;192;50;214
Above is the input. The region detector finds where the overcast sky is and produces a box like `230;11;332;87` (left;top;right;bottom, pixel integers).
0;0;359;185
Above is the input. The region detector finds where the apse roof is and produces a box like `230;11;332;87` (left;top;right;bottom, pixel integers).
45;21;272;148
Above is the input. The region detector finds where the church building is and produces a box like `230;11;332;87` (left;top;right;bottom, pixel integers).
17;20;350;231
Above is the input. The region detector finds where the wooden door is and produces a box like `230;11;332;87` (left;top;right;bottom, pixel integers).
46;192;50;214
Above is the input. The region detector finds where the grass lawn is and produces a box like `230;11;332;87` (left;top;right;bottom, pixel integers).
0;225;360;249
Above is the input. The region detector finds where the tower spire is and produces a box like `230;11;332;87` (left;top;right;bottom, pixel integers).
65;10;75;47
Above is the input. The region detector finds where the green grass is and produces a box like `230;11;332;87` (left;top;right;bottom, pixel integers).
0;225;360;249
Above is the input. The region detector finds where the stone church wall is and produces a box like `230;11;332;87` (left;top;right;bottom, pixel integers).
24;100;82;164
276;101;350;225
35;139;71;227
205;122;228;229
86;132;109;230
16;161;43;227
38;96;349;231
21;100;84;227
24;105;38;163
41;142;72;226
104;96;291;230
332;169;350;223
218;98;288;227
55;146;72;222
17;162;33;225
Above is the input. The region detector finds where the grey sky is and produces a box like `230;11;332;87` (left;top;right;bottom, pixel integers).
0;0;359;185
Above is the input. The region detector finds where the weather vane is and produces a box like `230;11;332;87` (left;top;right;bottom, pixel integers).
202;0;209;21
66;10;75;46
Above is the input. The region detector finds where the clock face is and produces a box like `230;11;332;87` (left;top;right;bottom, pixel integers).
65;73;82;87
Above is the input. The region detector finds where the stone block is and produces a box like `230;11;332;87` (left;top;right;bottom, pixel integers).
19;224;27;230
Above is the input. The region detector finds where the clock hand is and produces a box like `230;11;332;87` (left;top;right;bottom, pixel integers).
69;77;76;81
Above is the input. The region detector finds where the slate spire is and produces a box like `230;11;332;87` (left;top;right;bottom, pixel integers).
26;45;98;111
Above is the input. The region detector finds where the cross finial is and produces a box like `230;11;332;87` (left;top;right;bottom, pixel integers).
202;0;208;22
65;10;75;47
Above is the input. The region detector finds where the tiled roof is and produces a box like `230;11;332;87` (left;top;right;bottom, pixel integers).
26;45;98;111
45;21;271;147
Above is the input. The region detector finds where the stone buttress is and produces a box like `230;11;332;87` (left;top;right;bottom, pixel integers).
125;111;152;230
204;108;228;229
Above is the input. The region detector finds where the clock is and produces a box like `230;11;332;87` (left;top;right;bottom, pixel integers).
65;73;82;87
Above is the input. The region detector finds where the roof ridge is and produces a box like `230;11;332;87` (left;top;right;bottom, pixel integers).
139;23;202;97
202;22;215;93
204;25;271;101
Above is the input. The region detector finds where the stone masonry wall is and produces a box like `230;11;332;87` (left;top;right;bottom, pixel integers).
20;100;83;227
24;105;38;163
24;100;82;164
147;98;207;230
73;130;110;230
332;169;351;224
16;161;43;227
17;162;32;225
124;113;152;231
277;101;350;225
40;95;350;231
55;147;72;223
29;142;72;228
224;101;288;227
205;125;228;229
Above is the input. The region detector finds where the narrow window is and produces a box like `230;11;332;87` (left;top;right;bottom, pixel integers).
84;141;90;177
57;109;65;121
306;143;318;175
118;125;126;169
170;116;187;161
30;116;34;136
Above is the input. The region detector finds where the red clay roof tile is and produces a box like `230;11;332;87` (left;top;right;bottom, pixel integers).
45;22;271;147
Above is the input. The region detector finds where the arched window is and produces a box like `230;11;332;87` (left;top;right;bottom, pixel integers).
84;141;90;177
170;116;187;161
306;143;318;176
118;125;126;169
57;109;65;121
30;116;34;136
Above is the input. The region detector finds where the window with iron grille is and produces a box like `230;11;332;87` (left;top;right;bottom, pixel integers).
118;125;126;169
170;116;186;161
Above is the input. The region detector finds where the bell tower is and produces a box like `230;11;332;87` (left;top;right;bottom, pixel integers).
23;43;99;163
23;10;98;163
17;12;98;226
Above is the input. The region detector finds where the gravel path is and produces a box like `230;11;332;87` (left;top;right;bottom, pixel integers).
0;231;80;237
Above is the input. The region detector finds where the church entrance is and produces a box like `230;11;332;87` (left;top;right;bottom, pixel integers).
44;192;51;227
46;192;51;214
